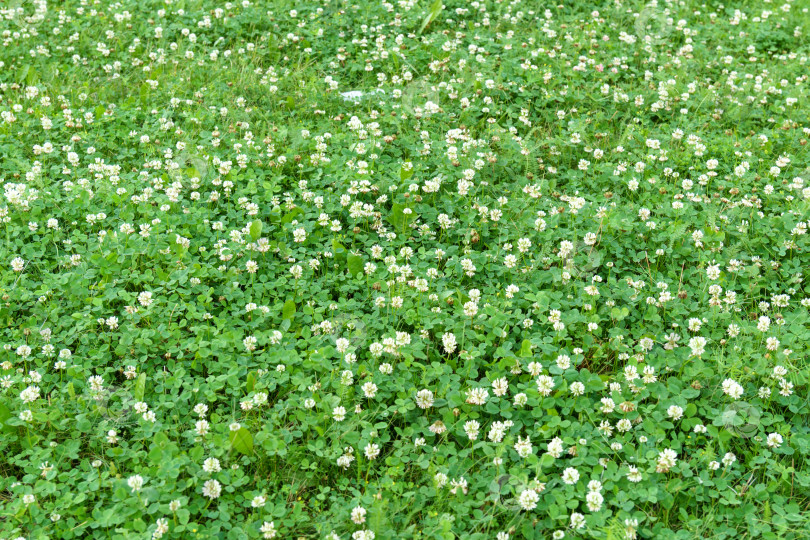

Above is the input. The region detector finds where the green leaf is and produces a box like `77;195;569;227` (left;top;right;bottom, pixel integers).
229;427;254;455
611;307;629;320
519;339;533;358
18;64;39;85
387;203;418;231
0;401;12;433
281;208;302;225
347;254;364;277
246;372;256;393
282;299;296;320
419;0;443;34
249;220;263;241
94;506;125;527
332;240;347;262
133;373;146;402
540;453;556;468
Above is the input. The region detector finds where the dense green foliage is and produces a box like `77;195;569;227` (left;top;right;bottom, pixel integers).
1;0;810;539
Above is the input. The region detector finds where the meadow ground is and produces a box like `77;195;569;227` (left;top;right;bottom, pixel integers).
1;1;810;539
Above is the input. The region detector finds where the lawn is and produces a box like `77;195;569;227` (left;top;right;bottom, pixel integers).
1;0;810;539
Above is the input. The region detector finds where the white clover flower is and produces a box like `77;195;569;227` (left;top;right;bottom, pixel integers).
656;449;678;472
721;378;743;400
667;405;684;421
415;389;434;409
562;467;580;485
137;291;153;307
351;506;367;524
518;489;539;511
536;375;555;396
11;257;25;272
127;475;144;493
202;479;222;499
260;521;277;539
